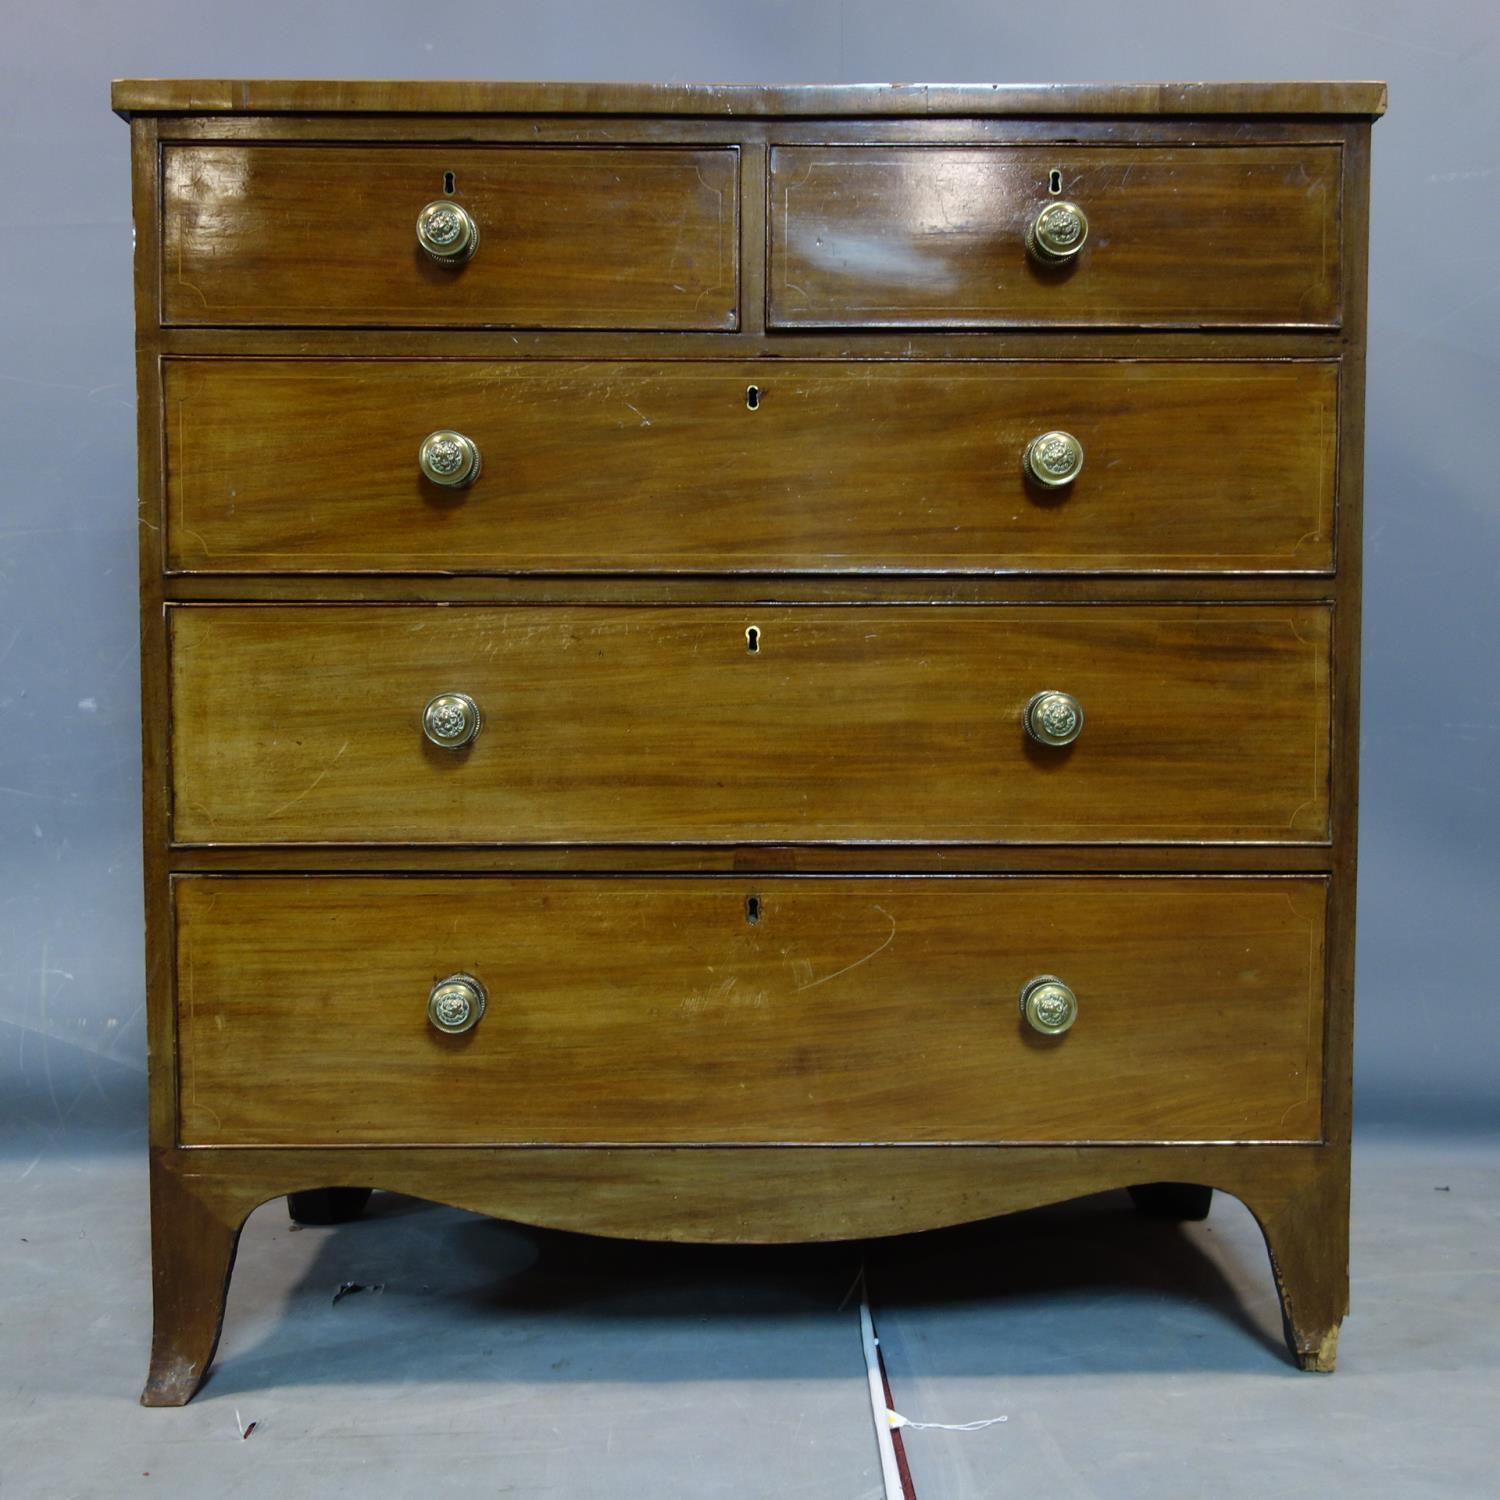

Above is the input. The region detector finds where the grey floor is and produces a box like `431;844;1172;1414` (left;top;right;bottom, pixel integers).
2;1107;1496;1498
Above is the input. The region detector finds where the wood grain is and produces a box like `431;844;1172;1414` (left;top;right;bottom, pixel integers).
168;604;1331;846
144;118;1359;159
161;145;739;329
163;574;1337;605
771;146;1342;329
174;875;1326;1146
165;843;1336;876
129;115;182;1154
1322;123;1373;1150
112;78;1389;120
140;1160;242;1406
143;1136;1349;1401
154;324;1349;361
164;358;1338;575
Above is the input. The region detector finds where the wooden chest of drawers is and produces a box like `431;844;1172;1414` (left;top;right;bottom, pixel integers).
116;78;1384;1404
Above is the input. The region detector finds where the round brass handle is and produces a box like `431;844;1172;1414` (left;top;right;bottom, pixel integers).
419;430;482;489
428;972;487;1035
1025;690;1084;747
1026;200;1089;264
1019;975;1078;1036
1024;430;1085;488
422;692;482;749
416;199;479;264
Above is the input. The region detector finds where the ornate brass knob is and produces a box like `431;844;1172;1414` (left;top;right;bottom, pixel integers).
1024;690;1084;747
1026;200;1089;264
428;973;487;1035
422;692;482;749
1019;975;1078;1036
1024;430;1085;488
419;430;482;488
416;200;479;264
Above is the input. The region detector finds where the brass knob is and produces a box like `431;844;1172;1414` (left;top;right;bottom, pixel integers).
1024;430;1085;488
1026;200;1089;264
422;692;482;749
1019;975;1078;1036
1024;690;1084;747
416;200;479;264
428;973;487;1035
419;430;482;488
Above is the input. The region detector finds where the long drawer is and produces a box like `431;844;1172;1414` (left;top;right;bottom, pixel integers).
163;359;1338;575
173;876;1327;1146
168;605;1331;845
160;145;740;329
770;145;1342;328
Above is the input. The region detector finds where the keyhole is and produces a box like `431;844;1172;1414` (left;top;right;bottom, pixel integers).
443;171;456;195
746;385;761;411
745;625;760;654
745;895;761;925
1048;168;1063;195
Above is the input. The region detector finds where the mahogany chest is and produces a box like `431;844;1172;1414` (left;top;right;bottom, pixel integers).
115;78;1384;1402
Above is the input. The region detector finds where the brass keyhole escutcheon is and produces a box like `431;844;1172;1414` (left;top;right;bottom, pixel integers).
745;625;761;654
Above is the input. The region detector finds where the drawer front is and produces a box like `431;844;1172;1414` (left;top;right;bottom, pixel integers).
174;876;1327;1146
770;146;1342;328
164;359;1337;575
169;605;1330;845
161;146;740;329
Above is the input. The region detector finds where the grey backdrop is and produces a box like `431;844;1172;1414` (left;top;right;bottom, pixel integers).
2;0;1496;1144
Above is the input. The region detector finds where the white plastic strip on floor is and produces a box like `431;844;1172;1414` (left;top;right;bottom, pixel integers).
857;1275;906;1500
859;1270;1010;1499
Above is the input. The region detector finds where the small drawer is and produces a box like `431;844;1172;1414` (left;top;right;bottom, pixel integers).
163;358;1337;575
160;145;739;329
168;604;1331;845
769;145;1341;328
174;876;1327;1146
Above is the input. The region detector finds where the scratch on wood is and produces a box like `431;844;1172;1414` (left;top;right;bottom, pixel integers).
263;740;349;819
794;906;897;991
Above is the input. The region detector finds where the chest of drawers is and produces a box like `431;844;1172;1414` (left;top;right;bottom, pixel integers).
116;78;1384;1404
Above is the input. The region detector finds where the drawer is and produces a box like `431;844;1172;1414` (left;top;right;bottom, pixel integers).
769;145;1342;328
169;605;1330;845
174;876;1327;1146
160;145;739;329
164;358;1337;575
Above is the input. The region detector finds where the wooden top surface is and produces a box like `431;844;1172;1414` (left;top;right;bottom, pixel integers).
112;78;1387;121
